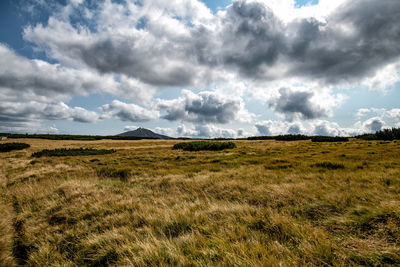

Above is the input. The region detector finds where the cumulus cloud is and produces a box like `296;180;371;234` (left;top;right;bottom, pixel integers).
156;90;254;124
356;108;400;123
389;109;400;121
23;0;400;90
0;100;98;133
0;43;156;104
101;100;159;122
156;124;251;138
23;1;213;89
362;117;385;132
2;0;400;133
255;120;305;136
254;119;377;137
0;101;98;123
269;88;329;120
312;121;343;136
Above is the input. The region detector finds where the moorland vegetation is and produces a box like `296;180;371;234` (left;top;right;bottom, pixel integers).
0;137;399;265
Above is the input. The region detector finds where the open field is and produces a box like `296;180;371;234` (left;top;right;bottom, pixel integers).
1;138;400;266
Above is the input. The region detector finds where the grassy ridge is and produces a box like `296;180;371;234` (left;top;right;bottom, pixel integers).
1;139;400;265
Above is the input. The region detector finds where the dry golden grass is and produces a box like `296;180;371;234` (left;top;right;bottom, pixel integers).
1;138;400;266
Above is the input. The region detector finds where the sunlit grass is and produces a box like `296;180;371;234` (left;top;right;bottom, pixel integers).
1;138;399;265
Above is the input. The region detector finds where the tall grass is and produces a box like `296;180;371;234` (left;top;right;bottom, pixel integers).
1;138;399;265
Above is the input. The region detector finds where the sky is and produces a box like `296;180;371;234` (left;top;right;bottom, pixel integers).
0;0;399;138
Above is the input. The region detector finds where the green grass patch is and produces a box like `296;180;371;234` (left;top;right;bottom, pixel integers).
32;148;116;157
0;143;30;152
172;141;236;151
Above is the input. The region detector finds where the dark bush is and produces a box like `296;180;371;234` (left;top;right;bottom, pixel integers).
32;148;116;157
314;162;345;170
311;136;349;142
247;136;275;140
275;134;310;141
172;141;236;151
96;167;130;181
0;143;30;152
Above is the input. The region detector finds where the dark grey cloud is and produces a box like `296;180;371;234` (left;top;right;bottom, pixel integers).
287;0;400;84
364;117;384;132
313;124;335;136
269;88;329;120
157;90;246;124
216;1;285;78
255;124;271;136
24;11;203;88
0;43;147;101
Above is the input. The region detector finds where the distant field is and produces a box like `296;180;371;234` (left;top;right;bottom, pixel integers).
1;138;399;266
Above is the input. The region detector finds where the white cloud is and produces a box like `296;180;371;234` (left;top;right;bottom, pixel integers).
101;100;159;122
156;90;254;124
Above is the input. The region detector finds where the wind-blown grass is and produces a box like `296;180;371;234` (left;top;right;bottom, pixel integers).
1;138;400;266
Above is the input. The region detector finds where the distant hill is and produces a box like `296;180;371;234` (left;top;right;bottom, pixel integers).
116;128;172;139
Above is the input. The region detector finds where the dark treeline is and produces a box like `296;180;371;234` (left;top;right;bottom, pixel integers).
311;136;349;142
356;128;400;141
248;134;310;141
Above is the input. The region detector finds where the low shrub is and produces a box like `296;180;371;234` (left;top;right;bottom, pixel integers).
311;136;349;142
32;148;116;157
275;134;310;141
247;136;275;140
172;141;236;151
0;143;30;152
314;162;345;170
96;167;130;181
